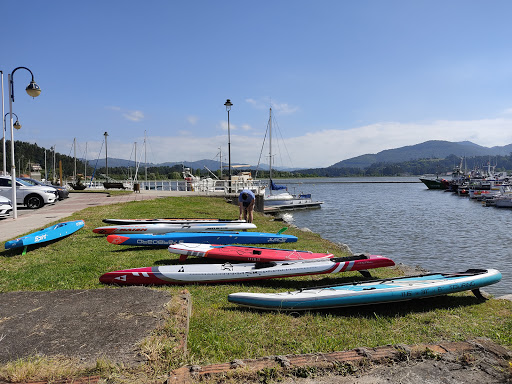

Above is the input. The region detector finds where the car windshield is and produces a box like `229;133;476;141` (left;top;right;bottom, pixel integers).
21;178;41;186
16;178;34;186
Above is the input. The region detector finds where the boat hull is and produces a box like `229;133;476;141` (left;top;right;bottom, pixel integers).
99;255;395;285
5;220;85;250
228;269;502;310
106;231;298;246
419;178;448;190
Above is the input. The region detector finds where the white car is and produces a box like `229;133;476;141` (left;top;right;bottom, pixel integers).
0;196;13;218
0;176;57;209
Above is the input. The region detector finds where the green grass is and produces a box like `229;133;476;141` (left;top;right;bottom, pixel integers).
1;195;511;379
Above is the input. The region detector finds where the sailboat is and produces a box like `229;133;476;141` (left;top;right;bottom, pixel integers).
68;138;86;190
263;107;323;211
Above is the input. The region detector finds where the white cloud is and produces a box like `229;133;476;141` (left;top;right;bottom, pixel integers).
245;98;299;115
38;116;512;170
106;106;145;122
187;115;199;125
123;110;144;122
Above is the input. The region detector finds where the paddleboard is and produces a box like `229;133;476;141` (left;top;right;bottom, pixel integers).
228;269;502;310
106;230;298;246
168;243;335;262
5;220;85;250
103;218;247;225
93;222;257;234
99;255;395;285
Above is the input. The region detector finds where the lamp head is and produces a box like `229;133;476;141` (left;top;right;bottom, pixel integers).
13;120;21;130
224;99;233;111
25;80;41;98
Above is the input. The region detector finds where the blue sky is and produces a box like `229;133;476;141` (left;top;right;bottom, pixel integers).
3;1;512;168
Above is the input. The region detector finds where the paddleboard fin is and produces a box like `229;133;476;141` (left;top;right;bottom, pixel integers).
359;270;372;278
22;246;28;256
472;288;487;300
277;227;288;234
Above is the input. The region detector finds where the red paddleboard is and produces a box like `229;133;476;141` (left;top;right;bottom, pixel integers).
99;255;396;285
168;243;335;262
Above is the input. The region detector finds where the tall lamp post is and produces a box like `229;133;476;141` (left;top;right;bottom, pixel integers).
1;70;4;176
3;112;21;177
8;67;42;219
224;99;233;192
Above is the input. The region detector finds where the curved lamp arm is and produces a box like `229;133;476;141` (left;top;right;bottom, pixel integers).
10;67;41;101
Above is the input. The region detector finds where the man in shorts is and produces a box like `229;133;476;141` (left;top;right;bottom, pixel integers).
238;189;255;223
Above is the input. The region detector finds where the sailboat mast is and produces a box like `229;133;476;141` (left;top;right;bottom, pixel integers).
269;107;272;182
84;142;87;181
73;138;77;182
104;132;109;179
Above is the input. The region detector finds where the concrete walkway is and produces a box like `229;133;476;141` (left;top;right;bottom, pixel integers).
0;190;197;243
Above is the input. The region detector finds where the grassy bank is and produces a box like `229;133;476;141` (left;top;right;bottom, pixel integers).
1;195;511;381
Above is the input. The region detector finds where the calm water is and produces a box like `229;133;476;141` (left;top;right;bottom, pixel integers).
278;177;511;296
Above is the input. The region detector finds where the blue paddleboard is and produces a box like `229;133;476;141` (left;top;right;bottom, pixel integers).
5;220;85;250
228;269;502;310
107;230;298;246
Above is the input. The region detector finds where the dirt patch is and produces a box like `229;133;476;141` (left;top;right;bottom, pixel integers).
0;287;174;366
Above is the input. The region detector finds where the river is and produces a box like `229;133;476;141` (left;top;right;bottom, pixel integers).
275;177;511;296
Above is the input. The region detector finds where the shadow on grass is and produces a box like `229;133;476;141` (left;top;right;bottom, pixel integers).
226;294;486;318
1;238;72;257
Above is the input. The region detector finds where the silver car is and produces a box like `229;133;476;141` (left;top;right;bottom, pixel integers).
0;176;57;209
0;195;13;218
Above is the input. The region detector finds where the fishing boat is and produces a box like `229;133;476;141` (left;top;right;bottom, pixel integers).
228;268;502;310
99;255;395;285
419;176;449;190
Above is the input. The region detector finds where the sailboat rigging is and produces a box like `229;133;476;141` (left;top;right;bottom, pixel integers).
261;107;323;210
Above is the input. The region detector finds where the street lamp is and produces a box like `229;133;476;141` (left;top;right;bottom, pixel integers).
4;113;21;131
8;67;41;219
1;70;4;176
224;99;233;191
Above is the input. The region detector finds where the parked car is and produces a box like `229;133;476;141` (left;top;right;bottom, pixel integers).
20;177;70;200
0;196;13;218
0;176;57;209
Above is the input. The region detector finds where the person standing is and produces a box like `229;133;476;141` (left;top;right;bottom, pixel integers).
238;189;255;223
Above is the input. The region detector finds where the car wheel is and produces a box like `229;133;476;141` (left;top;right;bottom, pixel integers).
25;194;45;209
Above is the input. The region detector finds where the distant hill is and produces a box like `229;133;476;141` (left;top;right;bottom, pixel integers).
329;140;512;169
85;158;295;172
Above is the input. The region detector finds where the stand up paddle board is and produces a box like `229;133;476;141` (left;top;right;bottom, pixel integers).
106;230;297;246
93;222;256;234
5;220;85;252
99;255;395;285
168;243;335;262
228;268;502;311
103;218;247;225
